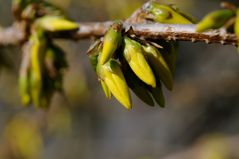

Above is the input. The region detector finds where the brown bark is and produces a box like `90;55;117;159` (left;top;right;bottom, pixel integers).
0;22;237;46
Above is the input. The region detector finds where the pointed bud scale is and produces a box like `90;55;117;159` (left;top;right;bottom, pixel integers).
97;59;132;110
144;2;193;24
88;40;112;98
36;15;79;32
196;9;235;32
143;43;174;91
123;36;156;88
99;21;123;64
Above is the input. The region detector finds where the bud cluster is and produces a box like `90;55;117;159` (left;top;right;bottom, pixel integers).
88;1;197;109
17;0;79;108
88;21;177;109
14;0;238;109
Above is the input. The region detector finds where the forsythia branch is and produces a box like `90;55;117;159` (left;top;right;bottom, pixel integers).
74;22;238;45
0;21;237;46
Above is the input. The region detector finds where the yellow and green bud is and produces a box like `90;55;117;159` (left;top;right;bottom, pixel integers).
122;60;154;107
36;15;79;32
196;9;235;32
123;36;156;88
29;31;46;108
143;43;174;91
97;59;131;110
87;40;112;98
144;2;193;24
99;21;123;64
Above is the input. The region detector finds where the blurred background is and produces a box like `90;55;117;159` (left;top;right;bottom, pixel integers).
0;0;239;158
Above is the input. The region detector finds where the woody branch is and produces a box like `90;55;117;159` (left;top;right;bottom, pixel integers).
0;22;237;46
0;1;238;47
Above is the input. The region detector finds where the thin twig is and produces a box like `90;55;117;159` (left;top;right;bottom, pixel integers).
0;22;237;46
74;22;238;45
0;0;237;47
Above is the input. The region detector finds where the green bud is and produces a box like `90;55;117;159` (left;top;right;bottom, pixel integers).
144;2;193;24
123;36;156;88
87;40;113;99
143;43;174;91
122;60;154;107
196;9;235;32
36;15;79;32
99;21;123;64
97;59;132;110
29;31;46;108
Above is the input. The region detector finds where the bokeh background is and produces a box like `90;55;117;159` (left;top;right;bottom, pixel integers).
0;0;239;159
